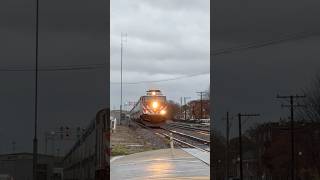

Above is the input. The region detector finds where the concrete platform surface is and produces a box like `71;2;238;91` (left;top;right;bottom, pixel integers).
181;148;210;165
110;148;210;180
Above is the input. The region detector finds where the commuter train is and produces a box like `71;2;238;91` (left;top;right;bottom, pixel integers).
63;109;109;180
130;89;168;124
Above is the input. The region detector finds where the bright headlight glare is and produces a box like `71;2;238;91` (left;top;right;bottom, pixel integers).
152;101;158;108
160;110;166;115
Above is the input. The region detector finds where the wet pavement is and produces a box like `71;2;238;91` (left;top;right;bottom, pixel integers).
110;148;210;180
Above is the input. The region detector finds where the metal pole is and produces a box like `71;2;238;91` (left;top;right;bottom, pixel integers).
33;0;40;179
290;96;295;180
44;134;47;154
120;33;123;125
170;133;174;150
238;113;243;180
184;97;187;120
226;112;229;180
200;93;203;119
180;97;183;119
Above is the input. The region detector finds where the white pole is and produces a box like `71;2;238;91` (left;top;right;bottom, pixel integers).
170;133;174;156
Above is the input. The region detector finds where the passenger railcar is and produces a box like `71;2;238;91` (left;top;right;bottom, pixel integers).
63;109;109;180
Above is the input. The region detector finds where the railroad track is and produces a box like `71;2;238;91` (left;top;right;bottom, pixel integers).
133;120;210;152
166;122;210;132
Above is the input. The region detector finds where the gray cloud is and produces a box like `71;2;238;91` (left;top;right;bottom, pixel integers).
111;0;210;109
213;0;320;135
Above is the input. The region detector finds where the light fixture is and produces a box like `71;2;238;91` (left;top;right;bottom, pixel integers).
152;101;158;109
160;110;166;115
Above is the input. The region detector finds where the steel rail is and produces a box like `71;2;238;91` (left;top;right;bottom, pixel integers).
167;124;210;132
133;120;210;152
161;133;210;152
163;129;210;144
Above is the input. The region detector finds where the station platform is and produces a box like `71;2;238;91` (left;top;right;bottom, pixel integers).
110;148;210;180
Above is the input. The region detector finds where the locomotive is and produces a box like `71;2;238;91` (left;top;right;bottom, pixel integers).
129;89;168;124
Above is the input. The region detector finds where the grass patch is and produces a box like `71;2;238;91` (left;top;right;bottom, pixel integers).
111;144;130;156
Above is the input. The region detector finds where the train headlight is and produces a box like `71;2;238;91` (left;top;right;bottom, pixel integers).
152;101;158;109
151;91;156;96
160;110;166;115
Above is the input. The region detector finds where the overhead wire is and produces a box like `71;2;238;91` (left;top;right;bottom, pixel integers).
1;31;317;84
0;63;106;72
112;31;319;85
110;72;209;84
212;31;320;56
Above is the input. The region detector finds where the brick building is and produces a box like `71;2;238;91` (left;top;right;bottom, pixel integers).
187;99;210;119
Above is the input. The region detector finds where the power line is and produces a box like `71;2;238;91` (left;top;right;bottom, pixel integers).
0;64;106;72
212;31;320;56
110;72;209;84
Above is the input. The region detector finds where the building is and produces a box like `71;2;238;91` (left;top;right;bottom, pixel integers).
187;99;210;119
253;121;320;179
0;153;62;180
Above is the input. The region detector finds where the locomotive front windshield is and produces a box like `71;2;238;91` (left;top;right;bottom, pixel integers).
142;96;166;103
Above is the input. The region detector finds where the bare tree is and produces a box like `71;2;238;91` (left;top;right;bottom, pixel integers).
298;75;320;122
166;100;180;120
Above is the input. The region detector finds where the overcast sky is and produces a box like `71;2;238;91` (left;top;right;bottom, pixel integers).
213;0;320;136
110;0;210;110
0;0;107;154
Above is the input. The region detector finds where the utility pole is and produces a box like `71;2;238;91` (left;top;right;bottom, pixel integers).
44;133;48;154
184;97;191;120
238;113;260;180
226;112;230;180
33;0;40;179
180;97;183;119
277;94;306;180
120;33;127;125
197;92;206;119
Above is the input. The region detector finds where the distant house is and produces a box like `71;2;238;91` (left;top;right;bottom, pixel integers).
187;99;210;119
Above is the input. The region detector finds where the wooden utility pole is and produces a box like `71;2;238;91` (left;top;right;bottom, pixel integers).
238;113;260;180
226;112;230;179
277;94;306;180
197;92;206;119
